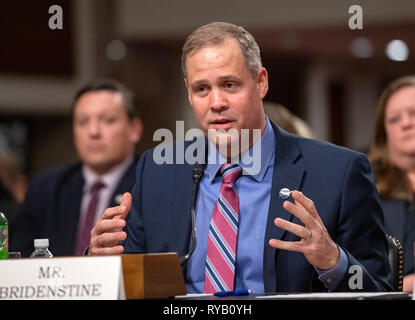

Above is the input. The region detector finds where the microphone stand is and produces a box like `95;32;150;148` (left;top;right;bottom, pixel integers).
179;164;204;269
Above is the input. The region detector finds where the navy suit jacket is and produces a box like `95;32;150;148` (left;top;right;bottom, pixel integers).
11;157;138;257
125;123;392;292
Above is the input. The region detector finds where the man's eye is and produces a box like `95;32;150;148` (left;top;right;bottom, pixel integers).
195;86;210;95
103;117;116;124
76;118;88;126
224;82;238;90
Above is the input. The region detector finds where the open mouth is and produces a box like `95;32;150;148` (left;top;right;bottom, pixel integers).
210;118;234;129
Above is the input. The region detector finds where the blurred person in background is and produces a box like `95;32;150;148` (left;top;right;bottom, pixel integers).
369;75;415;291
0;150;27;232
263;101;314;138
10;78;143;257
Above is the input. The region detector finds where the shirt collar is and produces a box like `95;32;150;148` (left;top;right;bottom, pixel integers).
205;116;276;183
82;155;134;193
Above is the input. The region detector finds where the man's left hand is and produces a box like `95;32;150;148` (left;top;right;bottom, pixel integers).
269;190;340;270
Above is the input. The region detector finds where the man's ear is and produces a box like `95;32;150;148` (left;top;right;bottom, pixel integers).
184;78;193;106
257;67;269;99
129;117;143;144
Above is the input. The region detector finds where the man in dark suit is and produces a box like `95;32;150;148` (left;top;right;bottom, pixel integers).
11;78;142;257
89;22;392;292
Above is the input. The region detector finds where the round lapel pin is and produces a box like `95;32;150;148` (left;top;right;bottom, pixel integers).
279;188;292;200
114;194;123;205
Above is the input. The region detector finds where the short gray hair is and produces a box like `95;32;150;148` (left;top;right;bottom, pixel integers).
181;22;263;79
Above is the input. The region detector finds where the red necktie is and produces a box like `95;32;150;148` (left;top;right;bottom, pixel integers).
75;181;105;255
204;163;242;293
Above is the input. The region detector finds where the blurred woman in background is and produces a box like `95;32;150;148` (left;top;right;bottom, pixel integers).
369;75;415;291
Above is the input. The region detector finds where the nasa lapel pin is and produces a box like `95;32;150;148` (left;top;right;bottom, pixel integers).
114;194;123;205
279;188;292;200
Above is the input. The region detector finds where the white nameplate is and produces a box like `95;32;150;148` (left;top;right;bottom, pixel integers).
0;256;125;300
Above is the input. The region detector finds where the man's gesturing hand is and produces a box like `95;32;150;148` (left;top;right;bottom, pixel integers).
88;192;132;256
269;190;340;270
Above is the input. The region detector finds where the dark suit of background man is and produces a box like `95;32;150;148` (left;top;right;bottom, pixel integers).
11;78;143;257
89;22;392;293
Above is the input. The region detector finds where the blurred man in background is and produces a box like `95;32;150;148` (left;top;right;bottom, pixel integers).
11;78;143;257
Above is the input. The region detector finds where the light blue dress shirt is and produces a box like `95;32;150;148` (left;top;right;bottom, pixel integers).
185;117;347;293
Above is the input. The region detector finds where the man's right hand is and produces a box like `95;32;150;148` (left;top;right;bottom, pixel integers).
88;192;132;255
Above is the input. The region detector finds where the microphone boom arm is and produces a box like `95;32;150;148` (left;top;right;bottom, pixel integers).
179;164;204;268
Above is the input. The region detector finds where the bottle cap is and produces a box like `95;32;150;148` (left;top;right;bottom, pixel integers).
34;239;49;248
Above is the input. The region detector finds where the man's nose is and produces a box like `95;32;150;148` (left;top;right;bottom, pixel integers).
87;120;101;137
210;88;228;112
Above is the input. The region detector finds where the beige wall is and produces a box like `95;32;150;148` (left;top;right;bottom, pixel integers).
1;0;415;174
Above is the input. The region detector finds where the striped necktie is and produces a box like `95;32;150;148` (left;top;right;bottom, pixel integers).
204;163;242;293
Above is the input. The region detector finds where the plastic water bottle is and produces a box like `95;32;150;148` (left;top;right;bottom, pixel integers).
0;211;8;259
30;239;53;258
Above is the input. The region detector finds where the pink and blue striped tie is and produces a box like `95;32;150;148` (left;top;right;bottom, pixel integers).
204;163;242;293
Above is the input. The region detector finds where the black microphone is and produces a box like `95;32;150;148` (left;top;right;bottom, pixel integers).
179;164;205;268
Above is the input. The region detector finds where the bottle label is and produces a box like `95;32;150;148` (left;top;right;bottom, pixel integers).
0;225;8;259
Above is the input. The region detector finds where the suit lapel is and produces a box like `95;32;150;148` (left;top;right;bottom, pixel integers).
55;166;84;255
109;157;138;207
168;139;210;258
169;161;195;257
263;122;305;292
167;138;210;265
